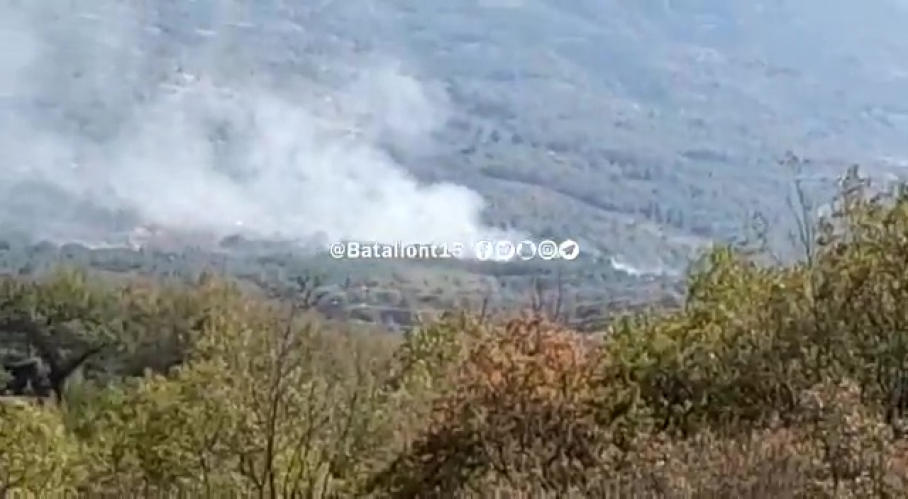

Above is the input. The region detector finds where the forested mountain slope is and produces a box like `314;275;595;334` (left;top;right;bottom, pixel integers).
1;0;907;312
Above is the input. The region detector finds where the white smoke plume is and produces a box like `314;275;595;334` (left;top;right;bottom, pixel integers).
0;0;514;249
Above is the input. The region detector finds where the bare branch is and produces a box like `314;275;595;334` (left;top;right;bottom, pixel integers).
530;277;544;316
782;154;818;265
477;292;491;325
551;268;566;322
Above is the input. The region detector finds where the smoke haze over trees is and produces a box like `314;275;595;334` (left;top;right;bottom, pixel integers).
0;1;516;247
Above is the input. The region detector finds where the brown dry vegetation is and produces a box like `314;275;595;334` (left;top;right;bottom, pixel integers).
5;168;908;497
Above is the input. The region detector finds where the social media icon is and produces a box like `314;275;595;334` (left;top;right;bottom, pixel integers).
495;240;516;261
516;240;536;260
537;240;559;260
473;240;494;261
559;239;580;260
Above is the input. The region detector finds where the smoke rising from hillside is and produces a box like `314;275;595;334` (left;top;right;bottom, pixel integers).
0;1;514;248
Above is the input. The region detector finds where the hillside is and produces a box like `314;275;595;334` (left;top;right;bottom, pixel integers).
2;1;908;320
318;0;908;264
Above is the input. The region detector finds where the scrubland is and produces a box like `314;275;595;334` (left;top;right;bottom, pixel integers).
4;169;908;498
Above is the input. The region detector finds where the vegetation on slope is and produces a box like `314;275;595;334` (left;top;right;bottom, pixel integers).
5;168;908;497
0;231;682;333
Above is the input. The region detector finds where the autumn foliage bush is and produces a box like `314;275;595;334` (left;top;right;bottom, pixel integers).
367;318;607;497
6;167;908;497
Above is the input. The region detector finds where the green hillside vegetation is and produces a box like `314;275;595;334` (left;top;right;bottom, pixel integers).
6;167;908;497
0;230;684;333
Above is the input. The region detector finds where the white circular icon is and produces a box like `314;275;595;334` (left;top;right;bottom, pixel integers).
473;240;494;261
516;240;536;260
537;240;559;260
495;240;516;261
558;239;580;260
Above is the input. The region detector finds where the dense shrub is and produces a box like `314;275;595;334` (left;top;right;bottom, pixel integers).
5;168;908;497
367;318;608;497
